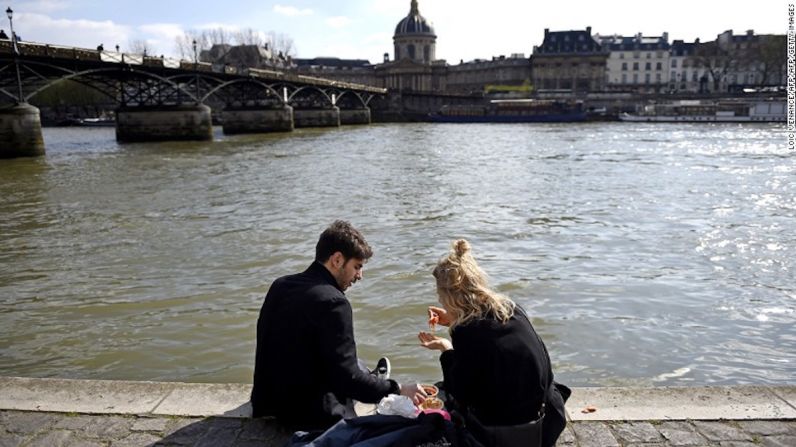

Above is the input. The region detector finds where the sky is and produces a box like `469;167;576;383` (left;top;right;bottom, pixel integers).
3;0;790;64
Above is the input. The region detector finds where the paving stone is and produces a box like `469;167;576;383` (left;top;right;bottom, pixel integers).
623;444;669;447
159;418;212;445
572;421;619;447
760;435;796;447
2;412;59;434
693;421;753;441
556;424;576;445
81;415;133;439
658;421;709;446
53;415;95;430
24;430;75;447
610;421;665;443
130;417;171;432
0;431;28;447
717;442;760;447
110;432;163;447
193;427;241;447
736;420;792;436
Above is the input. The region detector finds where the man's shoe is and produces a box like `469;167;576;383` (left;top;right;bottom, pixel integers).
374;357;391;380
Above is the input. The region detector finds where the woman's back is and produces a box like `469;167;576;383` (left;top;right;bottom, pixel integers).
441;307;549;426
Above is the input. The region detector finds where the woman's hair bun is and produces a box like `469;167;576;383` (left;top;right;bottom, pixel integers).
453;239;471;258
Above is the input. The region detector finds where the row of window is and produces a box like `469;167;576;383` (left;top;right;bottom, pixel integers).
617;51;665;59
621;62;664;70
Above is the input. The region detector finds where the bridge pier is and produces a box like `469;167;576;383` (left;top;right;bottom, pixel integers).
339;108;371;125
116;105;213;142
222;106;294;134
0;104;45;158
293;107;340;128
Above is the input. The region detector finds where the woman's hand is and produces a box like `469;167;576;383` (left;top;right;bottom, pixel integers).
428;306;451;328
418;331;453;352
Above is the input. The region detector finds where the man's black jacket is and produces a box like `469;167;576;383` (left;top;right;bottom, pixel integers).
251;261;399;429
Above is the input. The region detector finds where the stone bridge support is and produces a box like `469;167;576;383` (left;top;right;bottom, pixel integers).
0;103;45;158
116;105;213;142
339;108;371;125
293;107;340;128
222;106;294;134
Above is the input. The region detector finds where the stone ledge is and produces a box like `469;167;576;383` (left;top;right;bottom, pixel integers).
1;377;795;422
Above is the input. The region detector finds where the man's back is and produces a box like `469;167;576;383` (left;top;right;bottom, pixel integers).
252;261;397;429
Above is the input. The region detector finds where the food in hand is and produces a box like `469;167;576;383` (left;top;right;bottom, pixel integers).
418;396;444;410
428;313;439;331
421;384;439;397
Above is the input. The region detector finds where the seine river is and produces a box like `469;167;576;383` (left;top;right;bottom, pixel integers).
0;122;793;387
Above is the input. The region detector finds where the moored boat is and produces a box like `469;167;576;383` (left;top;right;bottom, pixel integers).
429;99;587;123
619;100;786;123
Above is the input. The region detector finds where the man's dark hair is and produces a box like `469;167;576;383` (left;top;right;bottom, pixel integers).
315;220;373;262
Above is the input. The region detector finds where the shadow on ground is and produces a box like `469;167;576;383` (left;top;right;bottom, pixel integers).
150;416;293;447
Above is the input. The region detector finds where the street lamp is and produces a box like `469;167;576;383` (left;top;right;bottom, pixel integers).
6;6;24;103
192;39;199;102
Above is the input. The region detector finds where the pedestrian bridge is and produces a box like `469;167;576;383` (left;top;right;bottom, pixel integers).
0;40;387;158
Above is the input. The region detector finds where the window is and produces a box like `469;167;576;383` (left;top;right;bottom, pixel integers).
645;62;651;70
424;45;430;62
619;53;625;59
622;73;627;83
671;71;676;80
645;73;651;83
656;73;661;82
622;62;628;70
633;73;639;83
646;52;651;58
656;62;662;70
633;51;640;59
408;44;416;60
633;62;639;70
671;59;677;68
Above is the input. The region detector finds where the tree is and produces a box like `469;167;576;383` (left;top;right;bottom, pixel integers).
266;31;296;58
757;35;786;87
128;39;153;56
694;40;735;92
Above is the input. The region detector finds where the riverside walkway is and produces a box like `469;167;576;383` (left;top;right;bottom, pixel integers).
0;377;794;446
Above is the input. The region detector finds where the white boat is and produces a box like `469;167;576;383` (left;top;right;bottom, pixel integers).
619;100;786;123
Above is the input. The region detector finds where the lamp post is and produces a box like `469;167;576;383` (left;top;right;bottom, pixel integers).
6;6;24;103
192;39;199;103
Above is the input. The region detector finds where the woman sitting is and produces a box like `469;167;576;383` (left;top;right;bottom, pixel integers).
418;239;569;447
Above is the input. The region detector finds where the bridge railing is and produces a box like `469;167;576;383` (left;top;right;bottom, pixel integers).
0;40;386;94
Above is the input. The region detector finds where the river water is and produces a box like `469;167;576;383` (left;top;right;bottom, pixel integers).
0;123;793;387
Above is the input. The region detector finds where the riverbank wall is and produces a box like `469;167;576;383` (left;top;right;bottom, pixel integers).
1;376;794;446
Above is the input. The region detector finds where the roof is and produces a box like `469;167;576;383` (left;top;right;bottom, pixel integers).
534;27;604;54
394;0;436;37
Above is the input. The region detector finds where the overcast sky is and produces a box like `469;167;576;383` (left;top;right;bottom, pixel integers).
4;0;790;63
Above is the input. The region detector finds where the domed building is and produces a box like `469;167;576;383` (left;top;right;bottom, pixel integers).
393;0;436;64
376;0;447;92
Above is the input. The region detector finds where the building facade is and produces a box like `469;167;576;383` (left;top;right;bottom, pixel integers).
598;33;670;93
531;27;608;94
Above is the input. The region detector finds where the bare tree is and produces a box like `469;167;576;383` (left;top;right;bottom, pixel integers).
694;41;736;92
128;39;153;56
234;28;265;46
757;35;786;87
266;31;296;57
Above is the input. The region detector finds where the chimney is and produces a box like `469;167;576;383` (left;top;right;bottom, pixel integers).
746;29;753;36
383;52;389;63
586;26;591;35
662;32;669;42
544;28;549;37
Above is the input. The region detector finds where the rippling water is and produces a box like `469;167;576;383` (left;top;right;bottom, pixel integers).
0;123;793;387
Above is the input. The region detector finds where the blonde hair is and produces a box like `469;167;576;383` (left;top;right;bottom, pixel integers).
433;239;515;329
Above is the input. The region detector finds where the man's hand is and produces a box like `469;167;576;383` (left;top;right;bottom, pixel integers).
418;331;453;352
428;306;452;328
399;382;428;405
